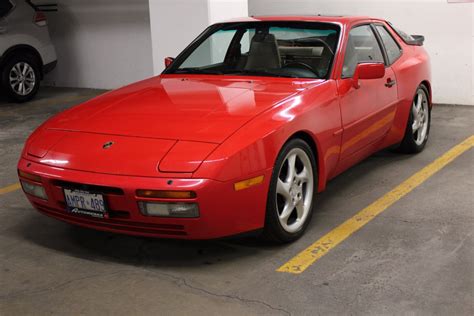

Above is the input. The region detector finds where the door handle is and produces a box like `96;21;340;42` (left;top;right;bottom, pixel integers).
385;79;396;88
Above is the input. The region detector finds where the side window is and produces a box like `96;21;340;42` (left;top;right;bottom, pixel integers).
342;25;384;78
375;25;402;65
181;29;238;68
0;0;13;18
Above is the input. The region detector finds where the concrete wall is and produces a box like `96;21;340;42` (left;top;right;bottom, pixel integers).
45;0;153;90
149;0;248;75
249;0;474;106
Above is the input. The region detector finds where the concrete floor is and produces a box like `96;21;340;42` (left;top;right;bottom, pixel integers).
0;87;473;315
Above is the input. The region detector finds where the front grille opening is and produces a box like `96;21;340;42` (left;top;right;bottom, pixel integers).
58;201;131;219
33;203;187;236
53;180;124;195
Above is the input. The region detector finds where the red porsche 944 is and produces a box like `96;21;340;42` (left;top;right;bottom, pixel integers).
18;16;431;243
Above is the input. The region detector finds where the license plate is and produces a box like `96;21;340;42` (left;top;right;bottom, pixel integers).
64;189;106;218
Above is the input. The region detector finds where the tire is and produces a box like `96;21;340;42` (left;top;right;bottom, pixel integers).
395;85;431;154
263;138;317;243
1;53;41;103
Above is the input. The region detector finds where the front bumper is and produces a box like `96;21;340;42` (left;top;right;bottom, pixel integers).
18;158;272;240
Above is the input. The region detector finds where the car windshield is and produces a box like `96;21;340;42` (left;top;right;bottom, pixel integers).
165;22;341;79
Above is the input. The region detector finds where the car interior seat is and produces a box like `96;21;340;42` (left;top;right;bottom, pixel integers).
245;32;281;70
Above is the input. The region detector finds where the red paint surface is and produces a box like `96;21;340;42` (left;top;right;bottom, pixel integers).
18;16;431;239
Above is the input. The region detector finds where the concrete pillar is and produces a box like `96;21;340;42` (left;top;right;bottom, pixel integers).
148;0;248;75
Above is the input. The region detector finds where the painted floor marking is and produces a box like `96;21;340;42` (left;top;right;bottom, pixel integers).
277;135;474;274
0;183;21;196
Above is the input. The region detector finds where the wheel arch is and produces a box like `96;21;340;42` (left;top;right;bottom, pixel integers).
0;45;44;78
420;80;432;107
286;130;326;192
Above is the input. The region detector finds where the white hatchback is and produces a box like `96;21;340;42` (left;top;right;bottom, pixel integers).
0;0;57;102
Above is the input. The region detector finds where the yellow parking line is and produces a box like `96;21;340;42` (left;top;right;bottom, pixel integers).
277;135;474;274
0;183;21;196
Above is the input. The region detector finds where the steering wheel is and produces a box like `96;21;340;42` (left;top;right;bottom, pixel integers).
313;38;335;56
283;62;318;76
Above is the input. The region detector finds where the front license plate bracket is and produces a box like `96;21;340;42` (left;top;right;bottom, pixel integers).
64;189;108;218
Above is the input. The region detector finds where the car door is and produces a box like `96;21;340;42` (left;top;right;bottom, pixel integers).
373;23;402;123
336;24;397;161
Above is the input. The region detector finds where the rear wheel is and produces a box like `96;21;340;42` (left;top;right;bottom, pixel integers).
1;54;41;103
263;138;317;243
396;85;431;154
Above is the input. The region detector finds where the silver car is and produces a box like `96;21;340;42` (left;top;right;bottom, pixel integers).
0;0;57;102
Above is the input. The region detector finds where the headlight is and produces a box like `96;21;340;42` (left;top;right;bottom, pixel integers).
138;202;199;218
20;180;48;200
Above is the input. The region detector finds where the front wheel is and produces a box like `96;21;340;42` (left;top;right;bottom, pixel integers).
396;85;431;154
263;138;317;243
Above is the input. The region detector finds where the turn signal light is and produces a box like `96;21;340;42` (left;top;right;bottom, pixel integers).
18;170;42;183
20;181;48;200
136;190;196;199
234;175;264;191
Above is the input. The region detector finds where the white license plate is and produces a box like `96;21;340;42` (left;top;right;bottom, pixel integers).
64;189;106;218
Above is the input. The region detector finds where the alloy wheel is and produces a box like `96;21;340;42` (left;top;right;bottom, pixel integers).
412;90;429;146
276;148;314;233
9;62;36;96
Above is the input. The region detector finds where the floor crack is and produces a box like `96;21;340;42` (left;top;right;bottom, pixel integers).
143;269;292;316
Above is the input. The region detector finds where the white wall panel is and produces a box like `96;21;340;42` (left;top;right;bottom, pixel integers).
249;0;474;105
44;0;154;90
149;0;248;74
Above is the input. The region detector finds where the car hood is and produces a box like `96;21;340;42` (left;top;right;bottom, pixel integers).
27;76;323;176
44;75;320;143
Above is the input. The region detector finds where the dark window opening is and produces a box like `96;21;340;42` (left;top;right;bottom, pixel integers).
0;0;13;18
375;25;402;65
342;25;384;78
165;21;341;80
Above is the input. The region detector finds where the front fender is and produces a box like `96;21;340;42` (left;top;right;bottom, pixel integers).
193;80;342;192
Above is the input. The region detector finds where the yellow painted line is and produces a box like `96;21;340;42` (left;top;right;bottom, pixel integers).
0;183;21;195
277;135;474;274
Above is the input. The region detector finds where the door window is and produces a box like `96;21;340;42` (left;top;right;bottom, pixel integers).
0;0;13;18
375;25;402;65
342;25;384;78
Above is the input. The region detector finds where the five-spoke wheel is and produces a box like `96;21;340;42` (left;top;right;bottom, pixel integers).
264;138;317;243
411;90;429;146
276;148;314;233
396;85;431;153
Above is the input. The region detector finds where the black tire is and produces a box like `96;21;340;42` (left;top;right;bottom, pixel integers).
395;85;431;154
262;138;318;243
1;53;41;103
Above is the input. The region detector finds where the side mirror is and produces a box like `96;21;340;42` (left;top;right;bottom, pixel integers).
164;57;175;68
352;63;385;89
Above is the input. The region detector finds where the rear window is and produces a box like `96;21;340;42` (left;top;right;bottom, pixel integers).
375;25;402;65
0;0;13;18
388;23;415;43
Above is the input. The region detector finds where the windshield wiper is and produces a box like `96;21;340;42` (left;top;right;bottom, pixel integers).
223;69;297;78
172;68;223;75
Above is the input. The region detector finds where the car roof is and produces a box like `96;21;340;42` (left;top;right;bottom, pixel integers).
220;15;385;25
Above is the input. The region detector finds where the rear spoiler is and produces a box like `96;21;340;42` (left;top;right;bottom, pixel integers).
407;35;425;46
387;22;424;46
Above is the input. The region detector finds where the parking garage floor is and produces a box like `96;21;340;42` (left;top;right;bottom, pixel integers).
1;87;473;315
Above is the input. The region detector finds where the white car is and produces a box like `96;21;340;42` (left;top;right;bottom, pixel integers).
0;0;57;102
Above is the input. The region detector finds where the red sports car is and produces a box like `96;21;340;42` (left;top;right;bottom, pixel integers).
18;16;431;242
